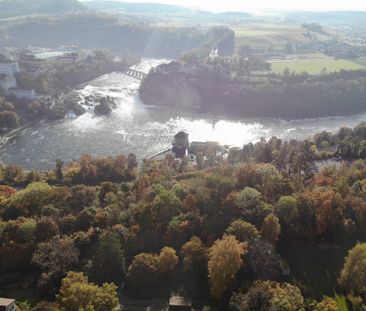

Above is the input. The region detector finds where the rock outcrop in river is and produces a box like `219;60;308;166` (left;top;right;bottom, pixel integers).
94;96;117;115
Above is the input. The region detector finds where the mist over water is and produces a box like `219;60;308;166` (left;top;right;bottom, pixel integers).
1;58;365;169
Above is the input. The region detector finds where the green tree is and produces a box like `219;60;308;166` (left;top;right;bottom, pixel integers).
276;195;298;225
0;111;19;129
127;153;137;171
55;159;64;182
9;182;52;216
152;189;181;225
339;243;366;297
88;231;126;285
236;187;264;222
225;220;260;244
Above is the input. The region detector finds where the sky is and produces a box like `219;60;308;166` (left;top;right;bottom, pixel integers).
89;0;366;13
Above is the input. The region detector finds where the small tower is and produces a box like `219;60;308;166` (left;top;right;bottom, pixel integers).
172;132;189;158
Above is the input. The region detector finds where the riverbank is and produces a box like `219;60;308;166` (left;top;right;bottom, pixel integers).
0;117;46;147
139;61;366;120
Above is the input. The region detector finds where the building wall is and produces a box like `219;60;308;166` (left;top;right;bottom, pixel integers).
9;88;36;100
0;63;20;76
0;76;17;95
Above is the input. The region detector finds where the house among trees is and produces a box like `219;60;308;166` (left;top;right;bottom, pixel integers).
172;132;189;158
0;298;16;311
168;295;193;311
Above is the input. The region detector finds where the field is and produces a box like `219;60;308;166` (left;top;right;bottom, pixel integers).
270;56;366;74
355;56;366;66
233;23;334;48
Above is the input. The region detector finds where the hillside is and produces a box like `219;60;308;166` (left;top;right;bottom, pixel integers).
0;0;87;18
83;1;252;27
140;59;366;119
0;13;234;58
283;11;366;28
83;0;190;14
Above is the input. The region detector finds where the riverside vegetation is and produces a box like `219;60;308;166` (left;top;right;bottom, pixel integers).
1;123;366;310
140;54;366;119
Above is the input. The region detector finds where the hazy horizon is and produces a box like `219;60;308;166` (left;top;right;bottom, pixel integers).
81;0;366;13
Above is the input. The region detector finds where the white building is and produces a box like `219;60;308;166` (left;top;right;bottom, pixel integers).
0;298;16;311
9;88;36;100
0;63;20;77
0;76;17;95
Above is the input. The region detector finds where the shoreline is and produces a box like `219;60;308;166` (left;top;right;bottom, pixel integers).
0;117;46;148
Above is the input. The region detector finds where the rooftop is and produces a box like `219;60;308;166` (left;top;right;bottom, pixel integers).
169;296;192;307
0;298;15;306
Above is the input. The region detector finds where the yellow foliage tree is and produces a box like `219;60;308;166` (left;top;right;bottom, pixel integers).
208;235;247;299
158;246;178;275
261;213;281;245
57;271;119;311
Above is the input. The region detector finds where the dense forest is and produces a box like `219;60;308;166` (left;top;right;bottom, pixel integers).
0;14;235;58
140;56;366;119
1;123;366;310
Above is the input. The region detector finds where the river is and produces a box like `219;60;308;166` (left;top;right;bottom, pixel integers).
1;58;366;169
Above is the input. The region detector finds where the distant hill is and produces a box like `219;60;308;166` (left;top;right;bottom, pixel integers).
0;13;235;58
0;0;87;18
83;1;190;14
83;1;252;21
283;11;366;28
216;11;252;19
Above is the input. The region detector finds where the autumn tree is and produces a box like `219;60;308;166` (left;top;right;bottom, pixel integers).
261;214;281;245
181;236;208;278
36;217;59;242
208;235;247;299
67;185;97;213
57;271;119;311
32;236;79;296
2;165;25;185
158;247;178;275
313;297;338;311
127;253;160;290
230;281;305;311
32;236;79;275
